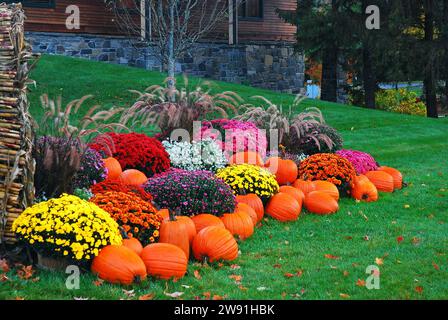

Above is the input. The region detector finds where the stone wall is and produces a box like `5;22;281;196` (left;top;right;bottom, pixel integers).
26;32;305;93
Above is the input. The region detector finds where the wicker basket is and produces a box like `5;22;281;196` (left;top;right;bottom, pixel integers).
0;3;36;244
36;253;72;271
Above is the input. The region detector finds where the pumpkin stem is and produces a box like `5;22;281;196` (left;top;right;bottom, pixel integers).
238;188;247;196
362;194;369;200
134;275;142;284
168;208;178;221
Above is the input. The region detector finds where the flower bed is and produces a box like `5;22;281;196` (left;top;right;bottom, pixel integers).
336;149;379;175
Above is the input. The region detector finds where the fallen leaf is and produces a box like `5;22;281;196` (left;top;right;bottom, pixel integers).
73;297;90;300
93;279;104;287
194;270;202;280
284;273;295;278
281;292;287;298
31;277;40;283
432;262;440;271
15;297;25;300
324;254;340;260
415;286;424;294
229;274;242;284
284;241;289;245
238;285;248;291
257;286;268;291
17;265;34;280
273;264;282;269
139;293;155;300
343;270;349;277
404;204;411;209
0;273;9;282
0;259;9;272
375;258;384;266
363;235;370;241
165;291;184;298
345;236;353;240
213;295;226;300
330;265;338;270
203;292;211;300
356;279;366;287
412;237;421;245
340;293;350;299
296;269;303;277
181;285;192;289
230;264;241;270
397;236;404;244
122;289;135;298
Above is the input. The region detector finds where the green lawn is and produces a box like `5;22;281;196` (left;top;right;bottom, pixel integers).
1;55;447;300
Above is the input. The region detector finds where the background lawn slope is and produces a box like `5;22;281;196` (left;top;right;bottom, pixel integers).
1;55;447;300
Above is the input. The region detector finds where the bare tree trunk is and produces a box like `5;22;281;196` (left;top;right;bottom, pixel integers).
443;0;448;109
167;0;175;89
424;0;438;118
321;48;338;102
363;47;376;109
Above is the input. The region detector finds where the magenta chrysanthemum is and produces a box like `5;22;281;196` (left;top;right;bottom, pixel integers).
336;149;379;174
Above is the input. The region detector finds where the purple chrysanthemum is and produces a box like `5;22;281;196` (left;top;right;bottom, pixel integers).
336;149;379;174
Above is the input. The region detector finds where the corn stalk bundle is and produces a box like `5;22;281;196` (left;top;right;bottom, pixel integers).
0;3;37;244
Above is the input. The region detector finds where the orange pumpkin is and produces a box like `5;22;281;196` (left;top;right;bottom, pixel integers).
265;157;298;185
235;203;258;226
229;151;264;166
122;238;143;255
119;169;148;186
379;166;403;190
304;191;339;215
103;157;122;180
312;180;340;201
365;171;394;193
351;175;378;202
279;185;305;205
220;210;254;240
293;179;316;195
140;243;188;280
192;226;239;262
157;208;170;220
91;245;147;285
265;192;301;222
159;210;192;259
191;214;225;233
235;194;264;222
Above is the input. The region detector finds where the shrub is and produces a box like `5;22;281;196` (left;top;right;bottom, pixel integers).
145;169;236;217
90;179;153;202
298;153;356;194
196;119;267;158
376;89;426;116
289;123;343;155
162;138;227;172
72;147;107;190
216;164;280;201
336;149;379;175
34;136;83;199
89;132;170;177
90;191;162;245
12;194;122;263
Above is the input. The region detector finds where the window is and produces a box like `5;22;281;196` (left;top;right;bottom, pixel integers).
4;0;55;8
239;0;263;19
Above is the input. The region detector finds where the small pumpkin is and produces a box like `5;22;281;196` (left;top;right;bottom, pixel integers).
312;180;340;201
119;169;148;186
304;191;339;215
192;226;239;262
365;171;394;193
265;192;301;222
265;157;298;185
379;166;403;189
351;175;378;202
103;157;122;180
159;210;193;259
235;203;258;226
279;185;305;205
220;210;254;240
157;208;170;220
91;245;147;285
191;214;225;233
122;238;143;255
235;194;264;222
293;179;316;195
229;151;264;166
140;243;188;280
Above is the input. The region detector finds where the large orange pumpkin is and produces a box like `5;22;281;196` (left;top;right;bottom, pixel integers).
191;214;225;233
119;169;148;186
235;194;264;222
365;171;394;193
379;166;403;190
103;157;122;180
159;210;192;259
351;175;378;202
265;157;298;185
192;226;239;262
279;185;305;205
122;238;144;255
235;203;258;226
140;243;188;280
293;179;316;195
312;180;340;201
220;210;254;240
304;191;339;215
265;192;301;222
91;245;147;285
229;151;264;166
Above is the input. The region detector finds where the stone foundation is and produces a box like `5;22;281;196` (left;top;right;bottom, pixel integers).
26;32;305;93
